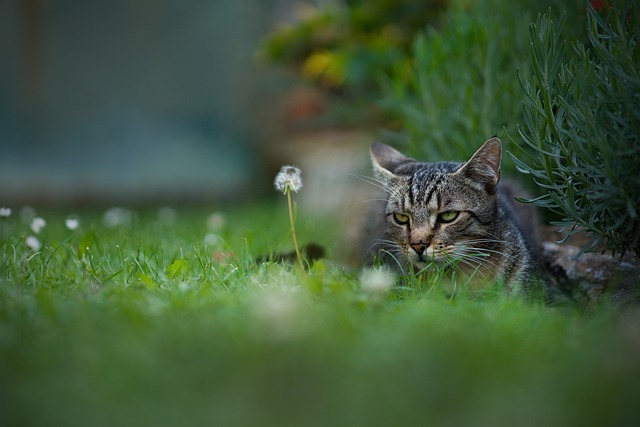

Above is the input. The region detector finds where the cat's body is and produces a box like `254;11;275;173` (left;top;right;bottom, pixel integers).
362;138;542;292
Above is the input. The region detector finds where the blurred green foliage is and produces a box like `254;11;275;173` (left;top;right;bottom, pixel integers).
509;2;640;256
262;0;448;95
379;0;586;173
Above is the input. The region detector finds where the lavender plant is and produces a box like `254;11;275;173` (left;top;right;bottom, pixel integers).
509;3;640;257
379;0;585;173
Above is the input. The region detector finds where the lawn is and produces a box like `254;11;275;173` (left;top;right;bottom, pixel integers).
1;204;639;427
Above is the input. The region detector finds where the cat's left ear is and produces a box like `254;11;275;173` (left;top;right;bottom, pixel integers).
455;137;501;192
370;142;415;181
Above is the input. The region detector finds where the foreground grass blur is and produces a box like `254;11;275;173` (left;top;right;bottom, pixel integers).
1;205;639;427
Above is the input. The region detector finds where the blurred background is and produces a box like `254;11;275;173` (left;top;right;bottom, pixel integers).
0;0;587;210
0;0;368;209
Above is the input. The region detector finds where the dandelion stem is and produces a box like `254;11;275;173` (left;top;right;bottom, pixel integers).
286;190;304;269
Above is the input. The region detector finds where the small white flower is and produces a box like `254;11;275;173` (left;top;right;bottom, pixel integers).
359;267;395;297
252;290;306;341
274;165;303;194
30;217;46;234
0;207;11;218
157;207;177;225
103;207;132;228
65;217;79;230
206;212;226;231
25;235;41;251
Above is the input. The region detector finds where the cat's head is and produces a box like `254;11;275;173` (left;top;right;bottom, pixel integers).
370;138;502;271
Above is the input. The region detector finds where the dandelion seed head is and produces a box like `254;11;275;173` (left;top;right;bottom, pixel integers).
30;217;46;234
206;212;226;231
0;207;11;218
65;217;79;230
104;207;132;228
25;235;41;251
252;289;306;341
274;165;303;194
358;267;395;296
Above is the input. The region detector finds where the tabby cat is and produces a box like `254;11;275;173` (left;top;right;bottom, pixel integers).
363;137;542;292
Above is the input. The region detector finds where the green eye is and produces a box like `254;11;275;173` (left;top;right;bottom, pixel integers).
393;213;410;225
438;210;459;223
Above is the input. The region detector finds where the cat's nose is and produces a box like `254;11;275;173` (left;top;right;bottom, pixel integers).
410;241;428;256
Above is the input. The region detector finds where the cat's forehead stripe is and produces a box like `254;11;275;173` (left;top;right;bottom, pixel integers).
412;168;447;210
407;173;415;206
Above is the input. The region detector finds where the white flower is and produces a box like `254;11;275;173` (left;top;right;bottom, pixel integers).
65;217;79;230
0;207;11;218
30;217;46;234
206;212;226;231
274;165;303;194
103;207;132;228
25;235;41;251
252;290;306;341
358;267;395;297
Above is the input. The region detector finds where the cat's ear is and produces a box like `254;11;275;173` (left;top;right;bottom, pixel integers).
455;137;501;192
370;142;414;180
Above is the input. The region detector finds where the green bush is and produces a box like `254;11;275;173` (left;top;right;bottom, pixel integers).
379;0;584;174
509;3;640;257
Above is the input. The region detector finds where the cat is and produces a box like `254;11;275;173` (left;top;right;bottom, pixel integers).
362;137;543;294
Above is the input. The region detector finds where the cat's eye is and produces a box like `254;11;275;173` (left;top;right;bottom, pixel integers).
438;210;459;223
392;212;410;225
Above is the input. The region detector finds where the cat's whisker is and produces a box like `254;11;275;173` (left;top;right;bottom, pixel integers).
455;238;521;258
455;244;502;257
372;238;398;247
458;255;513;281
456;259;492;280
449;246;507;272
459;245;520;263
379;249;408;276
460;255;502;274
452;259;489;280
367;240;399;256
437;254;492;284
451;249;492;266
455;247;511;267
363;198;393;204
457;237;509;247
353;174;401;198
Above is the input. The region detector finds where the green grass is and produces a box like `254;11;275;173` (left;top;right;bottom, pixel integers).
1;204;640;427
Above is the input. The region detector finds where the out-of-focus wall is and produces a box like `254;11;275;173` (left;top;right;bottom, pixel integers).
0;0;288;205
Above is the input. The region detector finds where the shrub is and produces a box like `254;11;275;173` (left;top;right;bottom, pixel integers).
378;0;585;174
509;2;640;257
261;0;448;98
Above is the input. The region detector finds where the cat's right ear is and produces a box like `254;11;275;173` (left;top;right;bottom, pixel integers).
454;137;502;193
370;142;414;180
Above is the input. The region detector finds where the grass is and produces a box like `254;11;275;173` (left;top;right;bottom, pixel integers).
1;203;640;427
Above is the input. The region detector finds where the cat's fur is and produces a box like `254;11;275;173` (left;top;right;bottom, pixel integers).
363;137;541;292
